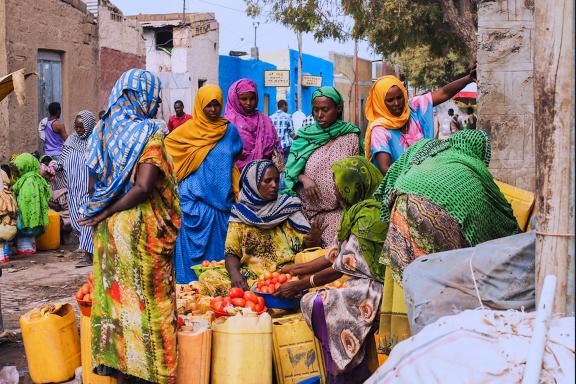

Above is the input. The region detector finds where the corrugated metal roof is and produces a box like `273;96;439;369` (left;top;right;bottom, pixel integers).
82;0;98;17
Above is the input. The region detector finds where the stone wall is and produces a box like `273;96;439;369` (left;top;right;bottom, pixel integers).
477;0;535;191
0;0;99;161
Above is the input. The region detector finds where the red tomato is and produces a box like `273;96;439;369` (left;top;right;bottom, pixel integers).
272;272;280;278
223;297;231;305
257;296;265;307
81;283;90;295
275;282;281;290
229;287;244;298
245;301;256;311
270;278;278;285
215;301;227;312
84;294;91;302
257;281;265;289
277;274;287;283
202;260;210;267
244;291;258;304
268;285;276;294
286;273;292;279
231;298;246;307
214;296;223;302
75;290;84;301
260;286;269;294
254;302;264;312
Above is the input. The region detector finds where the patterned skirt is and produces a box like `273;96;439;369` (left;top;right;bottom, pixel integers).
380;193;469;285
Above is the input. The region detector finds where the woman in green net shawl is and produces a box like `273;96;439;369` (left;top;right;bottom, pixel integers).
277;156;386;383
374;130;520;356
376;128;519;284
10;153;51;254
282;86;362;246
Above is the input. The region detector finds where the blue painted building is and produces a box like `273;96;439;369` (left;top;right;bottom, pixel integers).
219;56;278;115
261;49;334;116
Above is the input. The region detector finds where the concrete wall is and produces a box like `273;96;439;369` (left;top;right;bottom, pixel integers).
219;56;277;116
330;51;372;132
261;49;334;116
98;2;146;109
0;0;99;162
477;0;535;191
131;13;219;121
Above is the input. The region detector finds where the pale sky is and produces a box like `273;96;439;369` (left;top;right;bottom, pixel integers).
111;0;379;61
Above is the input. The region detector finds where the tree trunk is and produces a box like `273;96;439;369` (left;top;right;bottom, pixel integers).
440;0;477;62
533;0;575;315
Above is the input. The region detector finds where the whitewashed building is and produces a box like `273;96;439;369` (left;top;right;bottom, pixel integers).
127;13;220;120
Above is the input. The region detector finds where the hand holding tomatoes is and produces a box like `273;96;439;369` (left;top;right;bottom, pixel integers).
255;271;298;294
274;280;306;299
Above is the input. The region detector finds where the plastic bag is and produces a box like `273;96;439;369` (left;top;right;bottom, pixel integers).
403;232;535;334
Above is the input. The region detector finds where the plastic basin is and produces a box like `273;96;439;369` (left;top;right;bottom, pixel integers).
254;290;301;310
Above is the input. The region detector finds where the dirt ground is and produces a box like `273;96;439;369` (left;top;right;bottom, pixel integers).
0;245;90;383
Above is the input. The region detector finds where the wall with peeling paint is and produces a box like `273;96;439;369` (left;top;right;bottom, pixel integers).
477;0;535;191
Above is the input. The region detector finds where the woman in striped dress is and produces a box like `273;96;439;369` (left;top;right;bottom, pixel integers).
60;110;96;267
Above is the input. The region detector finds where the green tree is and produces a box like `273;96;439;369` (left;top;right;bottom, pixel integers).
244;0;477;88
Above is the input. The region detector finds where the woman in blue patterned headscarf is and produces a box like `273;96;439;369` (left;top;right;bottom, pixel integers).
81;68;162;217
79;69;181;383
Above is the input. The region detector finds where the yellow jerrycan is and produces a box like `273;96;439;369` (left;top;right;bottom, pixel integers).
176;320;212;384
37;210;60;251
211;312;273;384
80;315;117;384
19;303;80;383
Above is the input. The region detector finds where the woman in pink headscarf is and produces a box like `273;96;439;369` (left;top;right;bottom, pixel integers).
225;79;283;170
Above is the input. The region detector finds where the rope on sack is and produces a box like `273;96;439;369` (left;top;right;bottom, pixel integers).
468;251;485;310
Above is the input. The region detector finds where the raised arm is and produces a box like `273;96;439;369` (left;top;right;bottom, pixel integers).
431;67;476;106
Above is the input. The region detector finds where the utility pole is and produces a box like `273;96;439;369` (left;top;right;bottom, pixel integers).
353;38;359;126
251;21;260;59
297;31;303;112
182;0;186;23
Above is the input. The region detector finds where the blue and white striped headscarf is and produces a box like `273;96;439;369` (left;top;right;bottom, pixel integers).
81;69;162;217
230;160;310;233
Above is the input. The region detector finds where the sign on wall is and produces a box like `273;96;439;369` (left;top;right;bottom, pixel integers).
264;70;290;87
302;75;322;87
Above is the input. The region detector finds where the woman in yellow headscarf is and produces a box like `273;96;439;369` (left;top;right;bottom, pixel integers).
165;84;243;283
364;68;476;175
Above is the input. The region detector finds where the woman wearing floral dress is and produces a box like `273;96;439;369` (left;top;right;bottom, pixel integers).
79;69;181;384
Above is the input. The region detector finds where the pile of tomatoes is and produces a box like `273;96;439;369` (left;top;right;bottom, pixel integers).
75;273;94;305
210;287;266;315
255;271;298;294
200;260;224;268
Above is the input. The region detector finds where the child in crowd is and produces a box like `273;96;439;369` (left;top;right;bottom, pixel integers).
0;164;18;262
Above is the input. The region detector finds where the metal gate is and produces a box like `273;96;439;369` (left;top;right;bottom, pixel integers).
37;50;62;121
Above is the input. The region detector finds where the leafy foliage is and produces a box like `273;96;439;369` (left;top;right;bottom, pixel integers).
244;0;477;88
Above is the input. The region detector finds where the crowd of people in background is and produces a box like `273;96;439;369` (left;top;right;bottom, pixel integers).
0;67;520;384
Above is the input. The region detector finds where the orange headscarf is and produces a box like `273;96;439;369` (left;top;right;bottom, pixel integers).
165;84;240;197
364;75;410;160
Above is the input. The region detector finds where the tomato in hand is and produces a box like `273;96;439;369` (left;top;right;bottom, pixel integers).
75;290;84;301
268;285;276;294
278;274;287;283
229;287;244;298
231;298;246;307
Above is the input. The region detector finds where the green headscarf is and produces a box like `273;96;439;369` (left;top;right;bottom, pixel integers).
374;130;519;247
11;153;51;231
333;156;387;282
282;86;362;196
